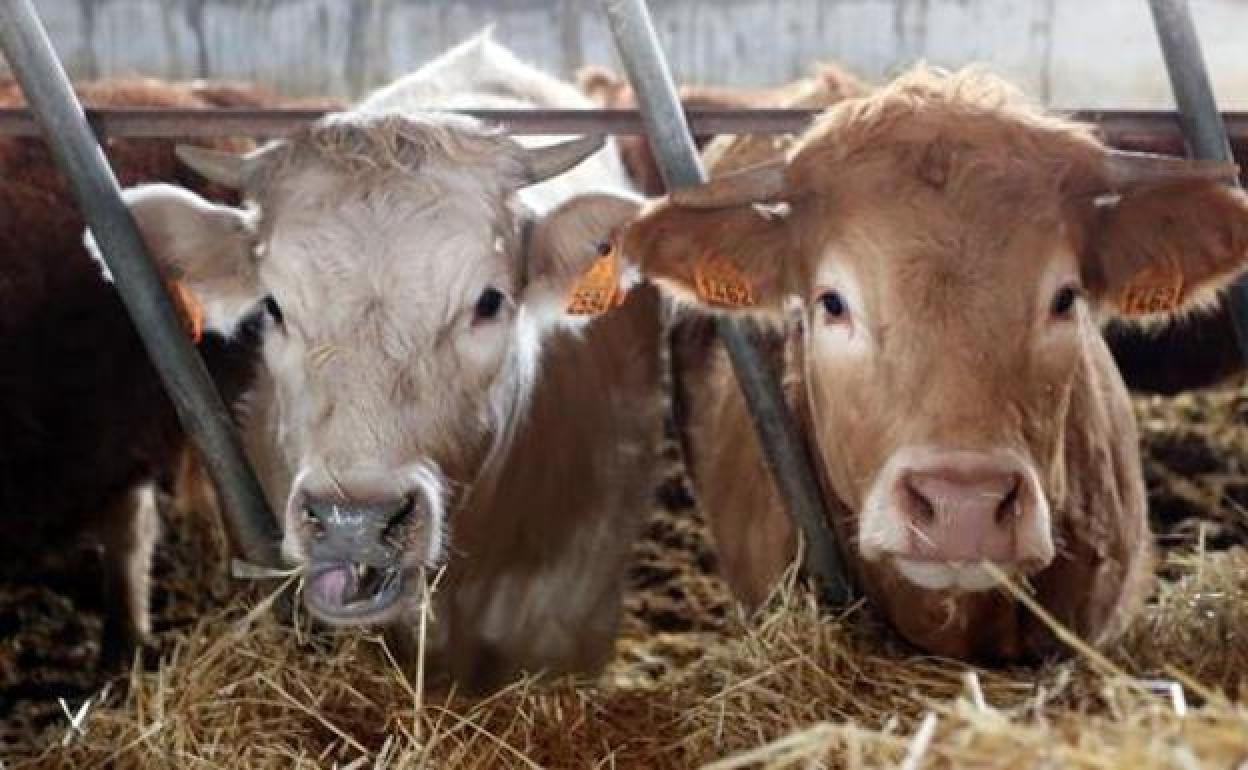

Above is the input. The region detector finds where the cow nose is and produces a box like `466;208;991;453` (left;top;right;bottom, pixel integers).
303;496;415;567
897;462;1039;564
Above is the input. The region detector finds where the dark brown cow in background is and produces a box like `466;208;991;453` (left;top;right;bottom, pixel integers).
0;78;295;664
615;68;1248;661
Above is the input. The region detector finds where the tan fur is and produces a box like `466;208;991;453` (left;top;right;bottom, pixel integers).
701;64;868;177
629;68;1248;661
577;64;866;195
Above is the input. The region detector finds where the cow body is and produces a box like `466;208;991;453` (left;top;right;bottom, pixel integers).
622;69;1248;661
116;33;661;690
0;78;265;663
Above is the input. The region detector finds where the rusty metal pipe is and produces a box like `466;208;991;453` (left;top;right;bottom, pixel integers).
0;107;1242;148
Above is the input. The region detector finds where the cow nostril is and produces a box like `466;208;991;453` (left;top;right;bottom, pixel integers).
381;495;416;548
302;505;327;539
995;476;1022;524
903;476;936;523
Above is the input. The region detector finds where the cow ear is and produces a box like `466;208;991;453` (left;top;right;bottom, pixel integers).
1084;179;1248;319
575;65;626;106
521;191;643;325
618;197;794;315
86;183;261;333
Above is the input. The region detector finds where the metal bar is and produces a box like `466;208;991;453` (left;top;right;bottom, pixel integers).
1148;0;1248;366
0;106;1246;148
0;0;282;567
0;106;820;137
602;0;852;605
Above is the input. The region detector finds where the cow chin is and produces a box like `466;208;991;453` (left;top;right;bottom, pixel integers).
890;558;1010;593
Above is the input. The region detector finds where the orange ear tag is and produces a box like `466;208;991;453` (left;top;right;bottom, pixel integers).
166;279;204;343
566;242;624;316
1118;265;1184;316
694;252;756;308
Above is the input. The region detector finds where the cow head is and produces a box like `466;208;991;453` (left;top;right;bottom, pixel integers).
620;70;1248;649
106;113;640;625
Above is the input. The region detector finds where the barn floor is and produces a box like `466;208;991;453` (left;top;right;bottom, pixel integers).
2;385;1247;768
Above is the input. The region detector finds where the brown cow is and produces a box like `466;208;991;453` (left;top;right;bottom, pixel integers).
0;78;277;665
577;64;866;195
615;68;1248;661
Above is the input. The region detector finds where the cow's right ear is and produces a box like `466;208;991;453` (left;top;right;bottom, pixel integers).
619;161;796;313
87;184;261;333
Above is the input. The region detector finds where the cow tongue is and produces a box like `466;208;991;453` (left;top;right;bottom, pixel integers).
309;563;395;610
308;565;353;609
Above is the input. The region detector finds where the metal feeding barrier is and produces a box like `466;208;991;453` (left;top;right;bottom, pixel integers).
0;0;282;568
0;0;1240;601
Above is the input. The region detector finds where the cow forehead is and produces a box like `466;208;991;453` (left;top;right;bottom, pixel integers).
256;164;520;341
811;182;1071;292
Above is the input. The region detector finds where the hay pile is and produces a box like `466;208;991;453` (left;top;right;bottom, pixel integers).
5;386;1248;768
8;547;1247;769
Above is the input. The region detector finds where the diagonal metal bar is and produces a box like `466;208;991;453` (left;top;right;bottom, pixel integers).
0;0;282;568
602;0;852;605
1148;0;1248;364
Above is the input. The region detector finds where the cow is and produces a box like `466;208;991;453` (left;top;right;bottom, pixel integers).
577;64;867;195
103;32;662;690
609;67;1248;661
0;78;270;666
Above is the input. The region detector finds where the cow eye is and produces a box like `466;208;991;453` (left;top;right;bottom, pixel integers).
817;289;848;321
474;287;507;322
264;295;284;327
1050;284;1082;319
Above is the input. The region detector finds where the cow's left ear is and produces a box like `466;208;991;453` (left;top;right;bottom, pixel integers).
521;191;643;324
1084;179;1248;318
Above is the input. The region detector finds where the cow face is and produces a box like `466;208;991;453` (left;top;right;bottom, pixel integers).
622;71;1248;627
108;114;640;626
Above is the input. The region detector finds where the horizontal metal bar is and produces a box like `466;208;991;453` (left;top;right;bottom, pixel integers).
0;106;1246;146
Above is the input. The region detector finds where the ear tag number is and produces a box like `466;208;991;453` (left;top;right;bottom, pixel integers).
1119;265;1183;316
694;252;756;308
566;241;623;316
167;279;204;343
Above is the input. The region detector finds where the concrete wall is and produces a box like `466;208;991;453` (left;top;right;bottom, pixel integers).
8;0;1248;108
